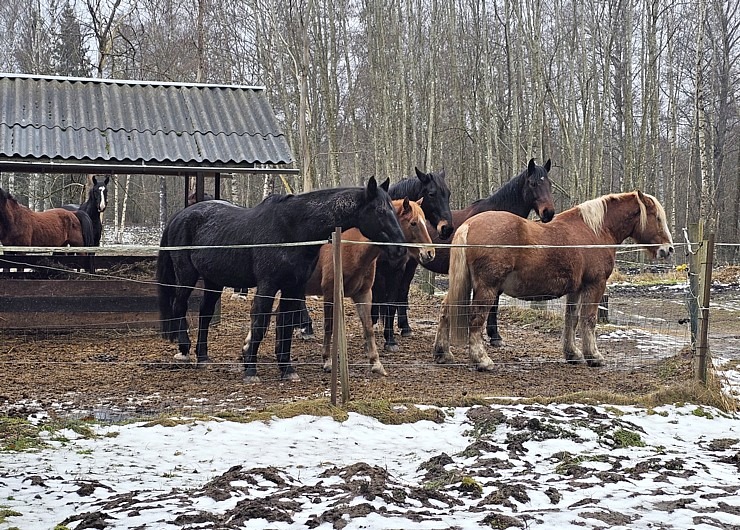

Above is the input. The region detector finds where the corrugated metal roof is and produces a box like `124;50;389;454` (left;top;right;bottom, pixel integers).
0;74;294;168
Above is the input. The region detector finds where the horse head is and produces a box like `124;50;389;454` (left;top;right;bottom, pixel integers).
414;167;454;240
633;191;674;260
395;197;435;265
92;176;110;213
358;177;406;261
524;158;555;223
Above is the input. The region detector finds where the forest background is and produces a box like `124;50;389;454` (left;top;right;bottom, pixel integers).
0;0;738;262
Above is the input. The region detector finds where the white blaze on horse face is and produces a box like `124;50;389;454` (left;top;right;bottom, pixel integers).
97;186;107;212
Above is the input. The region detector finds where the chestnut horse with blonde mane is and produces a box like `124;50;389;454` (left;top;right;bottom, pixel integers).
0;187;93;247
304;197;435;376
433;191;674;370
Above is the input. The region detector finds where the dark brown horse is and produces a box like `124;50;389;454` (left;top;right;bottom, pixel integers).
304;197;435;376
382;158;556;348
0;187;93;247
434;191;674;370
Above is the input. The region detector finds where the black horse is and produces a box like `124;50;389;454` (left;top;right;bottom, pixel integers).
63;176;109;246
381;158;557;349
157;177;407;383
369;168;454;352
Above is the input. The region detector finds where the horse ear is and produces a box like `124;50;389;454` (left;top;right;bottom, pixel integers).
403;196;411;212
528;158;536;174
544;159;552;172
636;190;646;204
366;176;379;198
92;176;98;185
380;177;390;192
104;176;110;185
416;197;424;206
415;167;430;183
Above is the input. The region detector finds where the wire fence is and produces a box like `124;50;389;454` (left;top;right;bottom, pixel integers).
1;239;738;419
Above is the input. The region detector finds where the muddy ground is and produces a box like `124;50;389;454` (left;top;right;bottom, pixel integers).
5;267;737;420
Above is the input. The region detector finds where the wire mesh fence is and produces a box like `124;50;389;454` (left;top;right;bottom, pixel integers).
1;239;738;420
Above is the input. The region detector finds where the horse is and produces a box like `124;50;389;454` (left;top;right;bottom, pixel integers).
433;190;674;370
156;177;407;383
300;167;453;341
304;197;435;376
63;176;109;246
374;158;556;351
0;187;94;248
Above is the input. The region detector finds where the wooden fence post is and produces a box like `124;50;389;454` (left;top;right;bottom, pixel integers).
330;227;350;405
687;222;703;348
695;232;715;384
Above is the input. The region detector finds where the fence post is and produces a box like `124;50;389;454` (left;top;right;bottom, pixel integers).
695;232;715;384
420;268;436;295
330;227;350;405
687;222;703;348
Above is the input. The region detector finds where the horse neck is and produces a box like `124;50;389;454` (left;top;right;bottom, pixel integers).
469;175;531;218
79;200;100;220
286;188;366;240
342;228;382;262
389;179;421;201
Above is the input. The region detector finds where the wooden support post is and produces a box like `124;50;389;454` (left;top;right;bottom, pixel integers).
687;222;703;348
695;233;715;384
330;227;349;405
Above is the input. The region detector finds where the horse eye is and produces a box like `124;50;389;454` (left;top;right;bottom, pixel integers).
411;221;417;226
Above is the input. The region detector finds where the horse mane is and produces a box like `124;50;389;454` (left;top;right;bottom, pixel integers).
578;191;649;234
470;168;527;209
389;178;421;199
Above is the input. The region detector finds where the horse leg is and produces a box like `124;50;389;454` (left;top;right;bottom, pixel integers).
355;290;385;375
171;285;195;362
432;294;455;364
370;271;385;327
381;263;406;352
194;283;222;365
298;298;315;340
274;291;302;381
397;260;419;337
579;284;606;367
467;286;497;371
321;298;334;373
486;294;503;346
562;292;585;364
241;287;277;383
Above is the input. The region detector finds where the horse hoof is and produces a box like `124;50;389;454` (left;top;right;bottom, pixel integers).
282;372;301;382
488;338;503;347
173;353;190;362
566;356;586;365
384;343;399;353
371;364;388;376
196;358;213;369
476;361;495;372
243;375;261;384
400;328;413;338
434;352;455;364
300;331;315;341
586;357;604;368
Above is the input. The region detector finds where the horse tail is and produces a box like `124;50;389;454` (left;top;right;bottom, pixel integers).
448;223;472;346
74;210;95;247
156;227;178;341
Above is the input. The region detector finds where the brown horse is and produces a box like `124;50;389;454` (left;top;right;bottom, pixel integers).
0;187;91;247
304;197;435;376
433;191;674;370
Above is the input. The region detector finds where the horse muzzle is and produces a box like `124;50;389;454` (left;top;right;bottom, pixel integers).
419;248;436;265
539;207;555;223
437;221;453;240
657;244;674;260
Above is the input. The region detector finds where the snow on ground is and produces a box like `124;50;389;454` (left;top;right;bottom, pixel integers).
2;387;740;529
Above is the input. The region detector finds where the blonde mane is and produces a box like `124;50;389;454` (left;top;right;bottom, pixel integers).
578;191;653;234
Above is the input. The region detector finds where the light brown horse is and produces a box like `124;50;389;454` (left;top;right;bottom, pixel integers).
433;191;674;370
305;197;435;376
0;187;90;247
